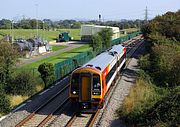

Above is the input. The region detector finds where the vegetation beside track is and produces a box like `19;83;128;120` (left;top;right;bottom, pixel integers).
0;27;140;115
0;43;91;115
117;11;180;126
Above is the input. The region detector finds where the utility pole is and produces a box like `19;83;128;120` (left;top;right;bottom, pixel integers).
35;4;39;38
11;20;14;42
145;6;148;23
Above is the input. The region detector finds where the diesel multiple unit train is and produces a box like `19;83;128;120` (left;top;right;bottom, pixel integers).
69;44;126;110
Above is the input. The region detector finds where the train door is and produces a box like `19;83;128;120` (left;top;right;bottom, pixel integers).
79;73;92;102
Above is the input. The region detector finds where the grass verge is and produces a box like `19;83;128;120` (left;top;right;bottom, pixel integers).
116;79;164;124
8;95;28;108
116;77;179;127
51;45;68;51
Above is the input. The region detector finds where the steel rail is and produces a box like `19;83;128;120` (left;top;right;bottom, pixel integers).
15;84;70;127
37;98;70;127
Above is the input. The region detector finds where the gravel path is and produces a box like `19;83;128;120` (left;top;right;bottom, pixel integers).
93;41;145;127
17;43;83;67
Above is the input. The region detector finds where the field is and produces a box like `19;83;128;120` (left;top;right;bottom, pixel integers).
0;29;80;41
51;45;68;51
123;28;139;33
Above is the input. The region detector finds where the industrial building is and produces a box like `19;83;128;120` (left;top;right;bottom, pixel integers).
80;25;120;41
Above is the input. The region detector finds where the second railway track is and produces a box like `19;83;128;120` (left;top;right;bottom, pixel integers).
16;84;70;127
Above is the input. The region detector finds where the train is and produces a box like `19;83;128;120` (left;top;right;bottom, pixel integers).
69;44;126;110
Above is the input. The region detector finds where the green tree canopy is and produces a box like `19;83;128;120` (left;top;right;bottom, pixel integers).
0;43;19;84
98;28;113;50
38;63;55;88
91;34;102;53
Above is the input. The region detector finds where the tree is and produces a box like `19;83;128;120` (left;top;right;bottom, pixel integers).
19;19;31;29
29;19;37;29
91;34;102;53
71;22;81;29
5;71;36;96
98;28;113;50
0;43;19;84
0;19;11;29
0;84;11;114
38;63;55;88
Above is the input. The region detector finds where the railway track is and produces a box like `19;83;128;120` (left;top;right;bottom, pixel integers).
65;109;100;127
15;36;143;127
15;84;70;127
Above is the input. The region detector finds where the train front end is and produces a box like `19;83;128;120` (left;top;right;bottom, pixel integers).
69;67;103;111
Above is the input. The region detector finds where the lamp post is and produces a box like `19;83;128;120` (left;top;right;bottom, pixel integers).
35;4;39;38
11;20;14;42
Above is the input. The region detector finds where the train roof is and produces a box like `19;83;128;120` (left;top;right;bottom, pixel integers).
109;44;124;54
83;44;124;72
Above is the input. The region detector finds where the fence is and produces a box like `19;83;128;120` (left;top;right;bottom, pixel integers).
112;31;140;45
54;31;140;80
19;31;140;82
54;49;93;80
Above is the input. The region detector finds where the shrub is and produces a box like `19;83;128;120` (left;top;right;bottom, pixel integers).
38;63;55;88
5;71;36;96
142;87;180;126
138;55;150;72
116;79;165;125
149;44;180;87
0;84;11;114
91;34;102;54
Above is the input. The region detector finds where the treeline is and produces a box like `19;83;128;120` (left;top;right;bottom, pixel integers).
90;28;113;54
0;19;81;29
0;42;56;115
0;43;37;114
117;11;180;126
0;18;144;30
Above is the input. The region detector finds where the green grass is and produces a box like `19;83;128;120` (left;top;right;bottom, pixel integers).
0;35;3;40
51;45;68;51
58;29;80;40
116;78;168;126
20;45;91;69
123;28;139;33
0;29;80;41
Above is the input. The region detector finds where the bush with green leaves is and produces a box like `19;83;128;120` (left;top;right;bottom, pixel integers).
5;71;36;96
90;28;113;54
38;63;55;88
0;84;11;114
98;28;113;50
91;34;102;54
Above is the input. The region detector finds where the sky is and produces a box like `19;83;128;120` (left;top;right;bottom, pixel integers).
0;0;179;21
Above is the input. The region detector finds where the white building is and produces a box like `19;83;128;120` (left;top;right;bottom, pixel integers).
80;25;120;41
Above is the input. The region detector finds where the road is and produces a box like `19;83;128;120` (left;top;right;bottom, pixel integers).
16;43;83;67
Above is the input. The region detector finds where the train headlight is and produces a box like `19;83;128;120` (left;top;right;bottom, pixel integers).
73;91;77;94
93;92;101;95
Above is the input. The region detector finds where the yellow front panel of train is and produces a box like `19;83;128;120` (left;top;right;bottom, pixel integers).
81;76;91;101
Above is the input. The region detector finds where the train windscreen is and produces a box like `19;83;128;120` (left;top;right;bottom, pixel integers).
71;73;79;95
92;74;101;95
